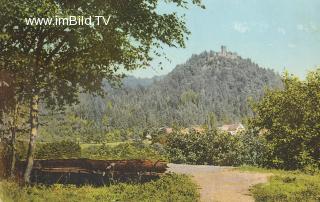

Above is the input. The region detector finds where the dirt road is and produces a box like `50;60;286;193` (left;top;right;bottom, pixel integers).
168;164;270;202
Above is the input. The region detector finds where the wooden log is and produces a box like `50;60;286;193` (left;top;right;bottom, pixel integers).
17;159;168;174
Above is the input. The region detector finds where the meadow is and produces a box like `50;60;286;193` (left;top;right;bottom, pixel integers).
240;166;320;202
0;174;199;202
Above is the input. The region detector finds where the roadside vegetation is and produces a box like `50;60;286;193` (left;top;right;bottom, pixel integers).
239;166;320;202
0;174;199;202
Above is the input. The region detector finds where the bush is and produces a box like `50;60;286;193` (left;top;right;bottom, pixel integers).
166;129;243;166
252;172;320;202
250;70;320;170
237;129;269;167
0;174;199;202
36;141;81;159
82;142;167;161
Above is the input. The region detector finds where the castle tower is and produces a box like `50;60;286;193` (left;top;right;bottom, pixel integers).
221;45;227;56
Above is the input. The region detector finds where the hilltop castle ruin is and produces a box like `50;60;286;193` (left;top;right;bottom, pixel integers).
216;45;239;59
202;46;240;63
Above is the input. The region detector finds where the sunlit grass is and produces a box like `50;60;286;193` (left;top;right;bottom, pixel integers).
0;174;199;202
238;166;320;202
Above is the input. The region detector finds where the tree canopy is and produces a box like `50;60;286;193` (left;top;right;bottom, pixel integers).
0;0;203;183
250;70;320;169
0;0;203;107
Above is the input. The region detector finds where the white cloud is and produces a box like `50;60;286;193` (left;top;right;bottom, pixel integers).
277;27;286;35
233;22;249;33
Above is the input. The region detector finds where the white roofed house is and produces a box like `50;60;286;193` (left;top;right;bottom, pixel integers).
218;123;245;135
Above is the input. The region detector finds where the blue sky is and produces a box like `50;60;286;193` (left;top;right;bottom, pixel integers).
130;0;320;79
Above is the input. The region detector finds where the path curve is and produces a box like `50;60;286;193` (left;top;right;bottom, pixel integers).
168;164;270;202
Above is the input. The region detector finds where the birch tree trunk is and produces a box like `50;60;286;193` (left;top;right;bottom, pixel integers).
9;104;19;178
9;127;16;178
23;95;39;184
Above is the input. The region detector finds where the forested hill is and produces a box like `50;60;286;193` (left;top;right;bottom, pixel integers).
75;49;282;129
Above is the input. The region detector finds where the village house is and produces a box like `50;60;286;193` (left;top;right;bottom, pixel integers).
218;123;245;135
158;124;244;136
159;126;205;135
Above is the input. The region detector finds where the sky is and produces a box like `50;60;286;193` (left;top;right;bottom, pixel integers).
129;0;320;79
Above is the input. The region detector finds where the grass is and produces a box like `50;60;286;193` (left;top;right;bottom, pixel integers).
239;166;320;202
238;166;285;175
0;174;199;202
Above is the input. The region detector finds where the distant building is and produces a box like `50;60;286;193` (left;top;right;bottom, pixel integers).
159;126;205;135
221;45;227;56
180;126;206;135
159;127;173;134
221;46;239;59
218;123;245;135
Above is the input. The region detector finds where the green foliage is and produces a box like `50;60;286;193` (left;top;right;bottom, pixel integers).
82;142;167;161
72;52;282;131
39;111;105;143
180;90;199;105
250;69;320;170
0;0;203;108
206;112;218;130
0;174;199;202
15;140;29;159
0;0;203;181
1;140;29;161
251;172;320;202
237;129;269;167
166;129;243;166
39;107;145;143
239;166;320;201
36;141;81;159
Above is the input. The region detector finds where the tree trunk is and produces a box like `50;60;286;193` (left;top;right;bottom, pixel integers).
23;95;39;184
9;104;19;178
9;127;16;178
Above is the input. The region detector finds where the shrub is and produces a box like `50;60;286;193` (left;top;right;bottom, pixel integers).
36;141;81;159
81;142;167;161
166;129;243;166
250;70;320;170
252;172;320;202
237;129;269;167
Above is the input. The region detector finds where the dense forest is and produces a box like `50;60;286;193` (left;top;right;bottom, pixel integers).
71;50;282;128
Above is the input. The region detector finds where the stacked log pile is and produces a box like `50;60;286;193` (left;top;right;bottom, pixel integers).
16;159;168;185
